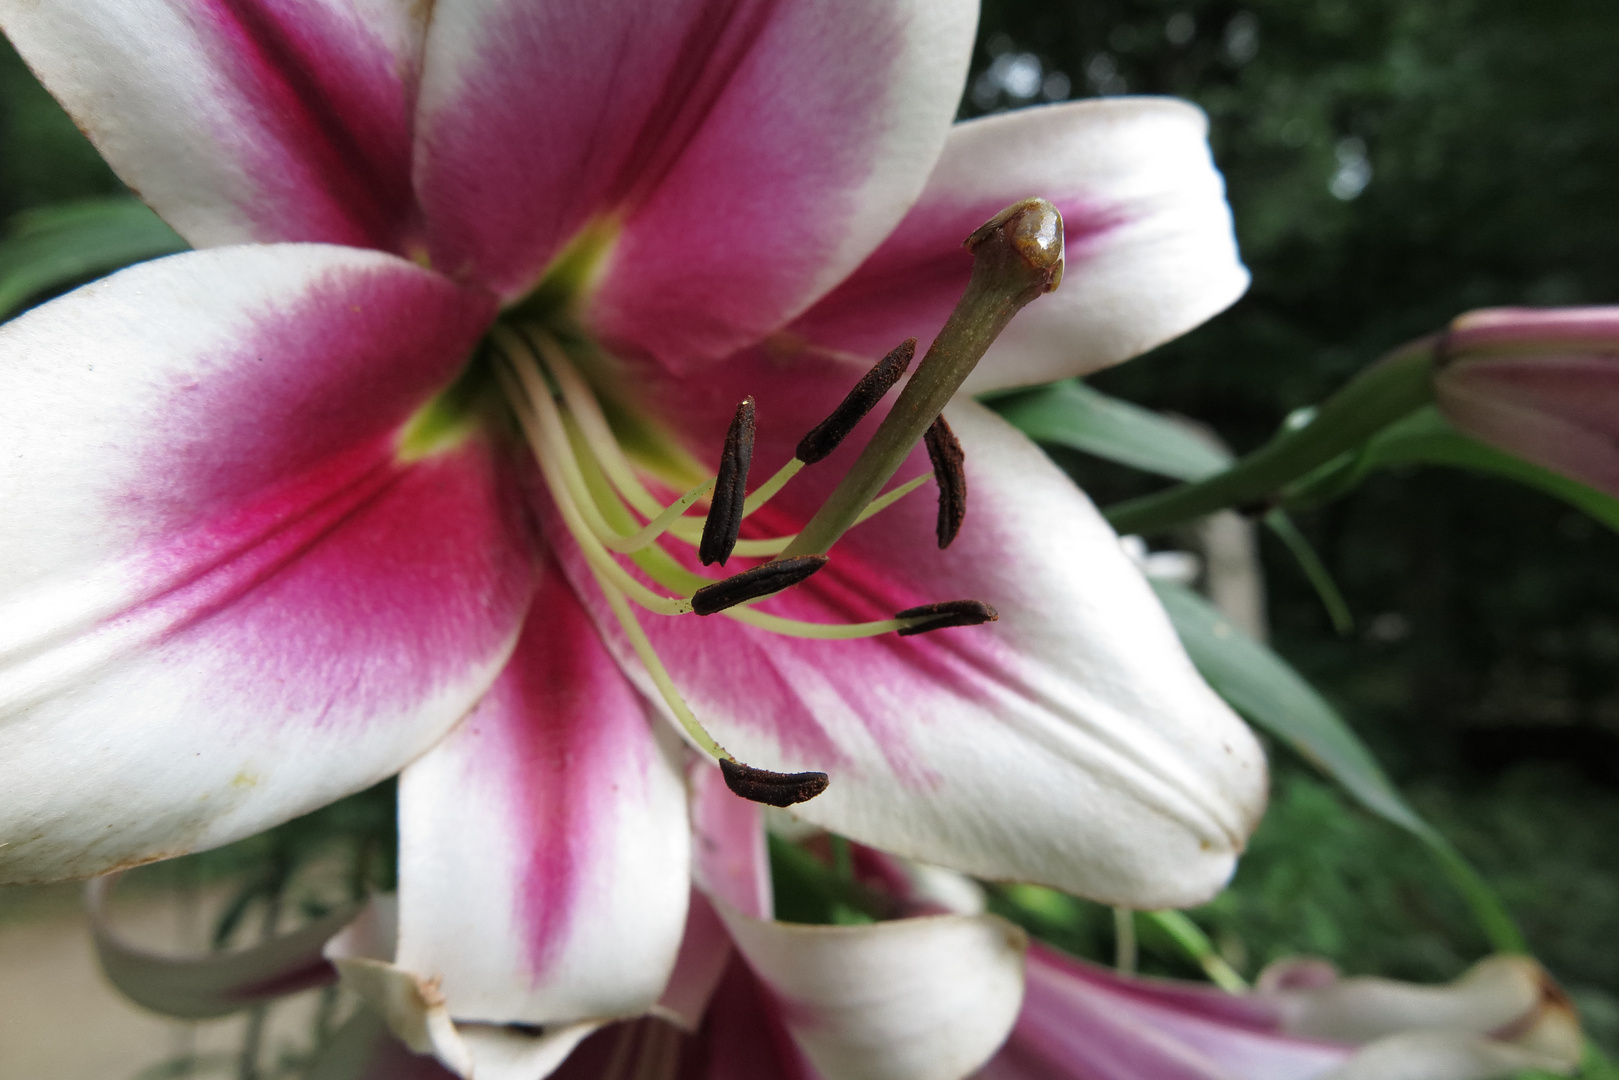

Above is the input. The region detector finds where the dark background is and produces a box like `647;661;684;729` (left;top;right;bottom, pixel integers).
2;0;1616;1055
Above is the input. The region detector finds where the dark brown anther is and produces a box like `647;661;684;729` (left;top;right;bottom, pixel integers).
924;414;966;548
691;554;828;615
720;758;830;807
699;397;756;566
895;600;999;636
795;338;916;464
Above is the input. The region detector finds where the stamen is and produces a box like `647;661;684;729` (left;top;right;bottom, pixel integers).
895;600;999;636
795;338;916;464
698;397;755;566
590;566;726;757
595;564;829;808
720;759;830;807
924;414;966;548
493;337;692;615
524;327;668;520
727;474;931;558
691;554;828;615
610;477;716;553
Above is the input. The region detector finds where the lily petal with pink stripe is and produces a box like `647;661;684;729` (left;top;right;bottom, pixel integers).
414;0;977;366
789;98;1249;394
395;563;691;1045
0;0;427;252
0;245;528;883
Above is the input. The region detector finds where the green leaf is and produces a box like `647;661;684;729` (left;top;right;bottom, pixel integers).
1151;579;1527;954
0;196;187;319
1263;509;1355;635
987;379;1233;482
1291;405;1619;533
1138;910;1248;992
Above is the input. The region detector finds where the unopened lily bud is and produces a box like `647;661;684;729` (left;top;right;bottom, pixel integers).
1434;306;1619;496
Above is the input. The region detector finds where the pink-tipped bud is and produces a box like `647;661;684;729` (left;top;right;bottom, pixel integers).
1434;306;1619;497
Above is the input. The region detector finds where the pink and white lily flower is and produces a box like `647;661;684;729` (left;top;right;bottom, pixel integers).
3;0;1265;1065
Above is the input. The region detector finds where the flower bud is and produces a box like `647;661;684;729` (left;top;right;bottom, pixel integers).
1434;306;1619;496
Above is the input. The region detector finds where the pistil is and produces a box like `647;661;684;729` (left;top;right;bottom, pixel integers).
781;197;1065;559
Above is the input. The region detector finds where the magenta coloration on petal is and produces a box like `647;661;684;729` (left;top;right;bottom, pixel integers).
0;247;529;884
131;258;495;533
503;575;681;976
154;442;531;724
690;761;773;919
976;945;1349;1080
189;0;424;249
0;0;428;250
113;256;521;727
1445;306;1619;353
415;0;975;368
557;961;817;1080
788;190;1125;374
395;562;690;1029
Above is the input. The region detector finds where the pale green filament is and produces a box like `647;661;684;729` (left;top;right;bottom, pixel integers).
590;564;730;761
495;352;692;616
525;327;669;520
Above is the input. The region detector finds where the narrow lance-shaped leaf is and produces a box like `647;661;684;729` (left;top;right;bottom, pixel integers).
1149;579;1527;954
0;197;187;319
986;378;1232;482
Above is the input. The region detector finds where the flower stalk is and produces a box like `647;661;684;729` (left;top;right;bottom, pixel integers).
1105;339;1438;535
783;198;1065;557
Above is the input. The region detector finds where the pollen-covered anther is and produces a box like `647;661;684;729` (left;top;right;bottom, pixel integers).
690;554;829;615
796;338;916;464
895;600;999;636
924;414;966;548
720;758;830;807
699;396;755;566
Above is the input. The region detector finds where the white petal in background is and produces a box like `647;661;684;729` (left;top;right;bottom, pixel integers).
721;906;1028;1080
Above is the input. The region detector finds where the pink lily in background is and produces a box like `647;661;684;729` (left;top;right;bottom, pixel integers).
94;760;1032;1079
1433;306;1619;497
93;775;1575;1080
2;0;1265;1070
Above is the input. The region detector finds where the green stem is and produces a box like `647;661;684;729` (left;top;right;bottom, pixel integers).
783;199;1064;557
1419;829;1528;954
1105;341;1438;535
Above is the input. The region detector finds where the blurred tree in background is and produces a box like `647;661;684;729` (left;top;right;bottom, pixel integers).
3;0;1616;1058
